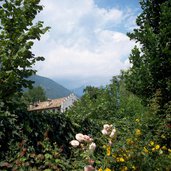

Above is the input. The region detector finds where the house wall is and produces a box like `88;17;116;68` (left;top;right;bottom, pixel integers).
43;108;60;113
61;94;78;112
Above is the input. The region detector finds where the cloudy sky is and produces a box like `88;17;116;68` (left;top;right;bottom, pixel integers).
33;0;141;89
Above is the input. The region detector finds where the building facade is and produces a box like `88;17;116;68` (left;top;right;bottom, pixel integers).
28;93;78;113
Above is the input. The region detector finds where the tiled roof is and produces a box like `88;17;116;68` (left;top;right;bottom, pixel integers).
28;97;66;111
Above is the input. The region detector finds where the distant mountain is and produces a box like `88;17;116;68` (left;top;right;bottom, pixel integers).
29;75;71;99
72;85;86;97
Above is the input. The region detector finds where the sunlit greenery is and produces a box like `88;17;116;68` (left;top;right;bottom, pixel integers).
0;0;171;170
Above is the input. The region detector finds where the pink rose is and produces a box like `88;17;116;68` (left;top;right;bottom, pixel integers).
88;159;95;165
84;165;95;171
83;135;93;142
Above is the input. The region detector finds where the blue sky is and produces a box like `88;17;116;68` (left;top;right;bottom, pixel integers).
95;0;140;10
33;0;141;89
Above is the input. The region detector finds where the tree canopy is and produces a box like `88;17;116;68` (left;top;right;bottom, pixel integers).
0;0;49;112
23;86;47;104
123;0;171;109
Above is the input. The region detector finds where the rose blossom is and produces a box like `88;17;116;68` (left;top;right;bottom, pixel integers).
70;140;79;147
84;165;95;171
103;124;113;130
103;124;110;130
88;159;95;165
101;129;108;135
110;128;116;138
75;133;85;142
83;135;93;142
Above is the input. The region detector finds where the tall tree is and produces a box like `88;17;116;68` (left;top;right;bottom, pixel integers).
0;0;49;111
123;0;171;108
83;86;100;100
23;86;47;104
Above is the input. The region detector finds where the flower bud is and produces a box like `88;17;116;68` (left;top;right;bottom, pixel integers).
89;142;96;153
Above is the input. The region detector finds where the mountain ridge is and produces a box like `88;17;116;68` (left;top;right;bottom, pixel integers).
29;75;71;99
72;85;85;97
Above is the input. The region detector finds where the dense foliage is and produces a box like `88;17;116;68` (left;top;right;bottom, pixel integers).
0;0;49;112
23;86;47;104
0;111;77;170
123;0;171;109
0;0;171;170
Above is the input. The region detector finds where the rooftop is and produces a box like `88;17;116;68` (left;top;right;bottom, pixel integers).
28;97;66;111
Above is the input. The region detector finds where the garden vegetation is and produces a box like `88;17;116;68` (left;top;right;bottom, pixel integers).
0;0;171;170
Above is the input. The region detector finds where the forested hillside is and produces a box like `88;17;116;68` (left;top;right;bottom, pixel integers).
29;75;71;99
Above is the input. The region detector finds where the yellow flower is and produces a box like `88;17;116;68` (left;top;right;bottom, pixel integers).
149;141;154;146
119;157;125;162
162;146;167;150
107;146;111;156
135;129;141;136
104;168;111;171
116;157;125;162
155;145;160;150
143;147;149;153
168;149;171;153
121;166;128;171
152;147;155;152
98;168;103;171
132;165;136;170
135;118;140;122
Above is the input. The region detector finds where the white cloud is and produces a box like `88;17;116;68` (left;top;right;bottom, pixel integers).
33;0;137;88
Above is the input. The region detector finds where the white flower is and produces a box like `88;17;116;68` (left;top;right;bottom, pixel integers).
89;142;96;153
84;165;95;171
103;124;110;130
110;128;116;138
70;140;79;147
103;124;113;133
101;129;109;135
75;133;85;142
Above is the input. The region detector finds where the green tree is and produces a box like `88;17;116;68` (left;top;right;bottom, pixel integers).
123;0;171;108
83;86;101;100
0;0;50;112
23;86;47;104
